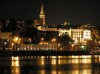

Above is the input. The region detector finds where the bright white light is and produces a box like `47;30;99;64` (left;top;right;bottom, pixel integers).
83;30;91;39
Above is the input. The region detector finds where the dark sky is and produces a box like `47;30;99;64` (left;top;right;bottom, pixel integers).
0;0;99;26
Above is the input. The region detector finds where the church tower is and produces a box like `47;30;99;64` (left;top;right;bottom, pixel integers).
39;3;46;25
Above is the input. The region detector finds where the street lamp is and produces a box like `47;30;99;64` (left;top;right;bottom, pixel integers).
51;38;56;42
41;38;44;41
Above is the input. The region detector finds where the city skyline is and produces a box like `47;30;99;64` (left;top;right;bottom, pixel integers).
0;0;99;26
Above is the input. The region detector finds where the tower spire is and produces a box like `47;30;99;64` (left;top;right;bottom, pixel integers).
39;3;46;25
40;3;44;15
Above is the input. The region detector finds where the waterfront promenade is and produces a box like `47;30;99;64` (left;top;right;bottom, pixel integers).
0;50;99;56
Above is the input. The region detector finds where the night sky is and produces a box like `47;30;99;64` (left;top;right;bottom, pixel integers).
0;0;99;26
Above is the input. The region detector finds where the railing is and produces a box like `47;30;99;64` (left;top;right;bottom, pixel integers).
13;44;58;51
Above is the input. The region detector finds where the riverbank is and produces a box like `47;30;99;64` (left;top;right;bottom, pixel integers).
0;50;99;56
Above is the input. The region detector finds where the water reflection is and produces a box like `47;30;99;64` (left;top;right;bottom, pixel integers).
39;56;45;65
12;57;19;66
51;58;57;65
58;56;92;64
0;55;99;74
11;56;20;74
38;70;46;74
71;70;92;74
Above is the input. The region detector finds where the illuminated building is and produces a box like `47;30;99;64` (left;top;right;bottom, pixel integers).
0;32;12;50
0;32;12;40
44;26;58;31
58;28;92;44
71;29;84;43
79;24;100;39
83;30;91;40
34;3;46;31
0;3;100;51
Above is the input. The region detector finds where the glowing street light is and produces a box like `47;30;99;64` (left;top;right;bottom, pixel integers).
51;38;56;42
53;38;56;42
41;38;44;41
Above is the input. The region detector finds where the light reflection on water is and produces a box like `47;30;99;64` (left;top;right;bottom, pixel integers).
11;56;20;74
11;56;19;66
0;55;99;74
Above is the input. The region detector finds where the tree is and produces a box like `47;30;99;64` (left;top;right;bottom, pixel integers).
58;34;74;44
45;31;59;42
20;27;40;44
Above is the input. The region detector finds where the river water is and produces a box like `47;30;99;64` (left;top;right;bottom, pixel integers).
0;55;100;74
